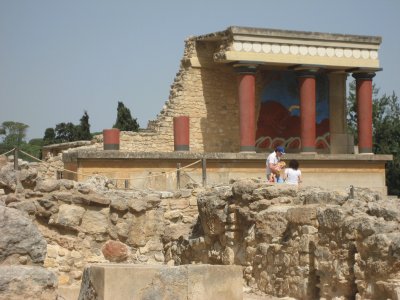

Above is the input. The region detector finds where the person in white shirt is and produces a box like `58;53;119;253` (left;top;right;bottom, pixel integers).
266;146;285;182
284;159;302;185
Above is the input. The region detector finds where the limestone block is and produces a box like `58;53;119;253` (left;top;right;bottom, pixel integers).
80;208;109;234
128;198;147;213
78;264;243;300
72;194;110;206
127;213;146;247
287;206;318;226
35;179;60;193
0;206;47;264
0;265;57;300
110;197;128;211
55;204;85;228
255;209;289;242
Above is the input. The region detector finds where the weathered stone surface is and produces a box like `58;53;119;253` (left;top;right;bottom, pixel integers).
54;204;85;228
299;187;348;205
197;193;227;236
35;179;60;193
232;179;259;202
0;165;17;193
80;208;109;234
4;193;21;205
101;240;129;262
52;191;73;203
126;212;146;247
78;264;243;300
59;179;75;190
2;157;400;300
255;207;289;242
128;198;147;212
7;200;37;216
72;194;110;206
110;197;129;211
0;206;47;264
18;168;38;190
286;205;318;226
0;265;57;300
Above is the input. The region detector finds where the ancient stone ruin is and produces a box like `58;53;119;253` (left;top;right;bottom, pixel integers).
1;157;400;299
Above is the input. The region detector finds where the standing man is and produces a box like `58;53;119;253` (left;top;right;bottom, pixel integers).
266;146;285;182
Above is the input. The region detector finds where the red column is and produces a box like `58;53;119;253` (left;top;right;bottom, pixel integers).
235;65;257;152
173;116;190;151
353;72;375;154
103;128;120;150
297;70;317;153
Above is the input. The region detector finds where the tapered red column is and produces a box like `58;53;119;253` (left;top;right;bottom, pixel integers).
173;116;190;151
353;72;375;154
297;70;317;153
235;64;257;152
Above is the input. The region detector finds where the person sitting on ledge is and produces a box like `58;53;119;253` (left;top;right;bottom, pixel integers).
266;146;285;182
284;159;302;186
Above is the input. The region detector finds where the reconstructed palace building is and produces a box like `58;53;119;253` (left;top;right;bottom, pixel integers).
60;26;392;193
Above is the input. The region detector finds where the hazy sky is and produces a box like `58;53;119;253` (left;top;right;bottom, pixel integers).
1;0;399;140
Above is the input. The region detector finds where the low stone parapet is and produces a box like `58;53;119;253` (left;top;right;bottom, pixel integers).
78;264;243;300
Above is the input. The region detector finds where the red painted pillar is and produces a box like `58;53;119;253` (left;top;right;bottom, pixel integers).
297;70;317;153
173;116;190;151
235;64;257;152
353;72;375;154
103;128;120;150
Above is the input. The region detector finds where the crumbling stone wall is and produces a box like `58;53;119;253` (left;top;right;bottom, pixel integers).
75;38;242;153
174;179;400;300
2;159;400;300
0;162;199;293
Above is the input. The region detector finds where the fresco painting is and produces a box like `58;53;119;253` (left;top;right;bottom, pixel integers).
256;71;330;151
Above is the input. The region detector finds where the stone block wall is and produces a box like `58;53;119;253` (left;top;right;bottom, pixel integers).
2;160;400;299
0;161;200;292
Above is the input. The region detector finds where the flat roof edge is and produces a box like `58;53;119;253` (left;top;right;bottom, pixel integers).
194;26;382;45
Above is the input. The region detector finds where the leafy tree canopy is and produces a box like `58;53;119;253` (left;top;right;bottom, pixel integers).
113;101;139;132
0;121;29;147
43;111;92;145
43;128;56;145
55;122;78;143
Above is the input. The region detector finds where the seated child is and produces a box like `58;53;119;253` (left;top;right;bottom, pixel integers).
269;161;286;183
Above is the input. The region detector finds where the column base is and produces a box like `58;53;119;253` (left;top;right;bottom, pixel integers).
174;145;189;151
240;146;255;152
359;147;373;154
301;146;316;153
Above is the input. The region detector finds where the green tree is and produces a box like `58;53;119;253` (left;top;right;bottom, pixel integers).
43;128;56;145
113;101;139;131
347;81;400;195
76;111;92;140
0;121;29;147
18;139;43;161
55;122;77;143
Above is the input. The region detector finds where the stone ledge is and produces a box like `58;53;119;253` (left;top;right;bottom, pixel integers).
63;150;392;163
78;264;243;300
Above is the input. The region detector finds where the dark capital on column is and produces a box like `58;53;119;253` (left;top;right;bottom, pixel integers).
352;72;376;80
233;63;258;74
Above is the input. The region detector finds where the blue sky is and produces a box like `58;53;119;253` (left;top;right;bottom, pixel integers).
1;0;399;140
